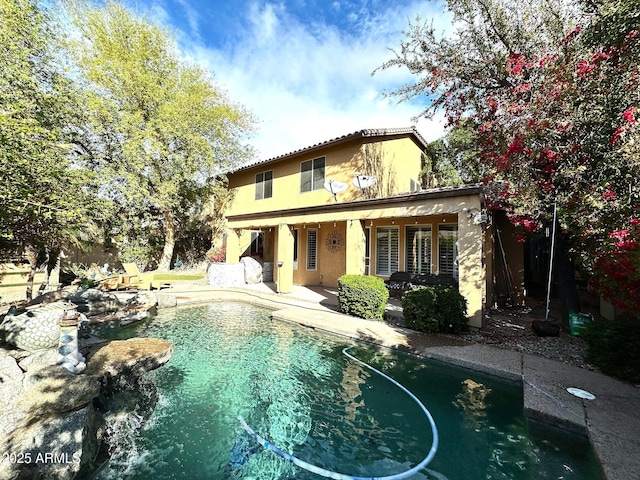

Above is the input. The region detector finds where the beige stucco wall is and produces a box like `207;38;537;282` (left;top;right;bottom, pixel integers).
227;137;423;217
226;192;486;327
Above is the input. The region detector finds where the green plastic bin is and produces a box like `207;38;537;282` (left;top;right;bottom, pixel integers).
569;311;594;336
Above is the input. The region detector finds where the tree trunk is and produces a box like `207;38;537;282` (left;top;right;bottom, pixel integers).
37;248;60;297
158;210;176;272
555;233;580;331
24;245;38;301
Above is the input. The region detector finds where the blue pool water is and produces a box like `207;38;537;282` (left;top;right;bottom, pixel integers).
92;303;603;479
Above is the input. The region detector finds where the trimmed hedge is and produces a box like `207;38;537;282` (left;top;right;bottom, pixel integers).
583;317;640;384
337;274;389;321
401;285;468;333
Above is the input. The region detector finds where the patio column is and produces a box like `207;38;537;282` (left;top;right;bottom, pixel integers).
345;219;366;275
276;223;294;293
457;212;485;328
224;228;241;263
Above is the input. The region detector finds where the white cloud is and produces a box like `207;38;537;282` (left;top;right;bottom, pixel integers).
184;0;451;159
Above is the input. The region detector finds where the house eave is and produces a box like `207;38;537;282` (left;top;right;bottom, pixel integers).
226;184;483;224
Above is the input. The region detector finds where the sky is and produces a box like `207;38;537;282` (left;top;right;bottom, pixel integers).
123;0;451;160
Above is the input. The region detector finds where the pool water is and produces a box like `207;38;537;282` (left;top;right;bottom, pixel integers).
92;303;603;480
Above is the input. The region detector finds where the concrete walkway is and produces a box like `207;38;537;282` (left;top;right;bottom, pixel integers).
155;282;639;480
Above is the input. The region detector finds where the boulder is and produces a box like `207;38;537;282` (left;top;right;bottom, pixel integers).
0;405;104;480
84;338;174;378
207;262;245;287
17;366;101;416
241;256;263;284
68;288;122;316
18;348;58;373
0;353;27;437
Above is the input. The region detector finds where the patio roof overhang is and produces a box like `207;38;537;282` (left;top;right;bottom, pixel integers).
226;184;484;229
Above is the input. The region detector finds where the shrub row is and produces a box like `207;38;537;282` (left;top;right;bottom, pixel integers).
401;285;468;333
337;275;389;321
583;317;640;384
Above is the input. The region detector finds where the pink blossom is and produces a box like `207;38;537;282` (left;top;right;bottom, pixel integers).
576;59;595;76
602;187;617;200
622;107;637;124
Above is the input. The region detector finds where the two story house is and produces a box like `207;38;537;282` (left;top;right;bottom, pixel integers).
223;127;524;328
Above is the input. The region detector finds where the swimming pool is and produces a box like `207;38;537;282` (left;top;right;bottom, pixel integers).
92;303;603;479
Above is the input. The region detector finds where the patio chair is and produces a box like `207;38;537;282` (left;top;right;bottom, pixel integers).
411;273;457;287
117;263;172;291
88;264;121;291
384;271;413;298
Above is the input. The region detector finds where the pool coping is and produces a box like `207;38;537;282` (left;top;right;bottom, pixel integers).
156;286;640;480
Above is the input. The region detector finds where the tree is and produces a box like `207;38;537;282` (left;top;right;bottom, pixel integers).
66;0;256;271
420;121;480;188
378;0;639;320
1;0;99;299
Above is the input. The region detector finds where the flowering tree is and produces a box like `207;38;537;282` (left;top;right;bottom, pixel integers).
378;0;639;318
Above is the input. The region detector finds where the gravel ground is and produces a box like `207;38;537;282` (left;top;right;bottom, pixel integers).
453;306;596;370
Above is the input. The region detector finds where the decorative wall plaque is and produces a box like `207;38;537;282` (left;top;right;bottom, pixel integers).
325;230;344;253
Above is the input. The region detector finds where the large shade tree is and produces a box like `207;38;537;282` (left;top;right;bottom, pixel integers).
66;0;255;271
1;0;99;299
378;0;639;320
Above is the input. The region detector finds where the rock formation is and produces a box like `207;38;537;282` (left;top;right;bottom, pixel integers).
0;331;173;479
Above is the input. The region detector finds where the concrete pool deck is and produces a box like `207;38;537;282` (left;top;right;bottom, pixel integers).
156;282;640;480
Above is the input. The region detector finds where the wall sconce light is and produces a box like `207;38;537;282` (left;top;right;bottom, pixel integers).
370;220;373;226
462;207;489;225
333;221;336;227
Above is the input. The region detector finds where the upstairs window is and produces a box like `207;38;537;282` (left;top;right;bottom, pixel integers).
255;171;273;200
300;157;325;192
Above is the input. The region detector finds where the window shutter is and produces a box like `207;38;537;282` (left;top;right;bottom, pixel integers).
307;229;317;270
438;225;458;276
406;226;431;274
376;227;398;275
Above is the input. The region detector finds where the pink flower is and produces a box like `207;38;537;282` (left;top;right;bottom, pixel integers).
622;107;637;124
609;229;630;241
576;59;595;76
602;187;617;200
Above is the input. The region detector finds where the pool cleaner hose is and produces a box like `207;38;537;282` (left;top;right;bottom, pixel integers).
237;345;439;480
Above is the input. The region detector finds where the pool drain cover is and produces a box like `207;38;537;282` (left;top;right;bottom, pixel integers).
567;387;595;400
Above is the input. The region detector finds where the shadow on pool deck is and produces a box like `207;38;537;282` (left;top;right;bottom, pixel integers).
159;281;639;480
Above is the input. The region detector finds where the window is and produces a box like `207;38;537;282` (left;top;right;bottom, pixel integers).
438;225;458;278
406;226;431;274
255;171;273;200
250;231;263;257
364;227;371;275
375;227;399;276
307;229;317;270
300;157;325;192
293;228;299;270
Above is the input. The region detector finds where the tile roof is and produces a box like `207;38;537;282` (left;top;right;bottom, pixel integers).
233;127;428;173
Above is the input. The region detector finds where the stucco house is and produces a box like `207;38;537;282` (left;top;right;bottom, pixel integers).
223;127;524;328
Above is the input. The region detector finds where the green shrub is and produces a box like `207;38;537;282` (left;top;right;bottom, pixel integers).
337;275;389;321
402;286;468;333
583;317;640;384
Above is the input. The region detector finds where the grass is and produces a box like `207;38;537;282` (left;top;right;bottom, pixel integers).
153;273;205;281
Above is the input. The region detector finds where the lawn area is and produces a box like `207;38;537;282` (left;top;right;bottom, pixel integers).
153;273;205;281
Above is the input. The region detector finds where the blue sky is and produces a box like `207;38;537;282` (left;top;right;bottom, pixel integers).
125;0;450;159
